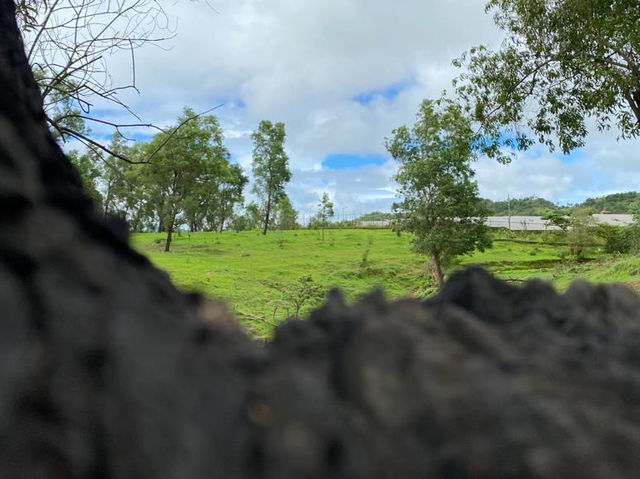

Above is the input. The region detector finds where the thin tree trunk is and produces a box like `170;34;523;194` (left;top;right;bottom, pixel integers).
165;211;176;251
432;254;444;289
262;194;272;235
157;197;166;232
165;225;173;252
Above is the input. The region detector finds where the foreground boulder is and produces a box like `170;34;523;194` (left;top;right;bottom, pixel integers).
3;0;640;477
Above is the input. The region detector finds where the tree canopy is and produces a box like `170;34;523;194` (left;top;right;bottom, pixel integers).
386;98;491;288
456;0;640;160
482;197;560;216
251;120;292;235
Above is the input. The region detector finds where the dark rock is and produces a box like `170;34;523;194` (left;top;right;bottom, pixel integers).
4;1;640;477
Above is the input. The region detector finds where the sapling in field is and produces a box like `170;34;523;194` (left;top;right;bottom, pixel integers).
273;276;325;320
317;192;334;241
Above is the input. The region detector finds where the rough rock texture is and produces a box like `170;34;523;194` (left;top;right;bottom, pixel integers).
3;1;640;477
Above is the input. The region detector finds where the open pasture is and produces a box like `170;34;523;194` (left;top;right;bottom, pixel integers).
132;228;635;337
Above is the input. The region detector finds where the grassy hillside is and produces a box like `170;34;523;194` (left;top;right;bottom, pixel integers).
132;228;637;337
482;197;560;216
579;191;640;213
480;192;640;215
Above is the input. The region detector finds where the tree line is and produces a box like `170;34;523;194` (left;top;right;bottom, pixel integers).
69;111;300;250
482;193;640;216
69;112;342;251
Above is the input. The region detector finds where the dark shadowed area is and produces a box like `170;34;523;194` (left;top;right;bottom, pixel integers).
3;1;640;477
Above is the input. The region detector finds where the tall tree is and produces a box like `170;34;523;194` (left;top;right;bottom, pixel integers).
143;107;231;251
251;120;292;235
317;192;334;241
100;132;131;216
455;0;640;160
213;164;248;232
386;98;491;288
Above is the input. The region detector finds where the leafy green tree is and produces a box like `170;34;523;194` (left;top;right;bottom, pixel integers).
251;120;292;235
317;192;334;241
67;150;103;210
212;164;248;232
456;0;640;159
385;98;491;288
182;156;243;233
273;276;325;320
274;195;298;230
100;132;132;216
143;107;231;251
567;208;595;259
238;202;263;231
542;211;570;231
230;213;251;233
120;144;157;232
595;224;634;254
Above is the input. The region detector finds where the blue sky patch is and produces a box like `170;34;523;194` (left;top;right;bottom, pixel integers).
559;149;584;164
322;153;387;170
352;79;413;105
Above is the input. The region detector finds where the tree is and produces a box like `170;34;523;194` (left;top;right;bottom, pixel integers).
251;120;292;235
317;192;334;241
18;0;174;154
143;107;232;251
67;150;103;210
273;195;298;230
455;0;640;160
99;132;132;216
212;164;248;232
385;98;491;288
273;276;325;320
245;202;264;230
542;211;570;231
567;208;595;259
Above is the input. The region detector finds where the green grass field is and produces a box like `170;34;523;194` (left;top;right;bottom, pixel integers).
132;228;640;337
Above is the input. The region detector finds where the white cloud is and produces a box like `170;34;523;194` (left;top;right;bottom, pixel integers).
81;0;640;211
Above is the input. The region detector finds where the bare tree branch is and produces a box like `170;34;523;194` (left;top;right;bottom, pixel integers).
20;0;178;158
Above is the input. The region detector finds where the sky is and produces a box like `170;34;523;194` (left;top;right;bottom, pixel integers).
79;0;640;217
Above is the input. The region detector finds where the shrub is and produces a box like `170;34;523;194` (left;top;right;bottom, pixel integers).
273;276;325;320
595;224;634;254
358;248;370;276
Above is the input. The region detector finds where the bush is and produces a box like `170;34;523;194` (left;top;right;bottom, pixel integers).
542;211;570;231
595;224;634;254
358;248;371;277
272;276;325;320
